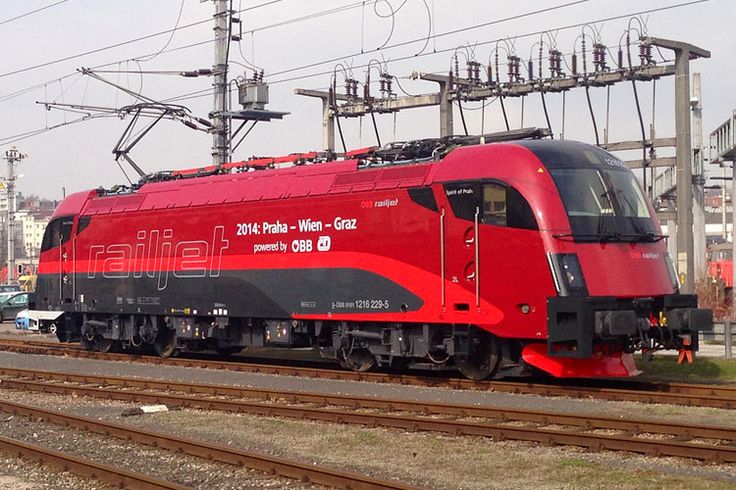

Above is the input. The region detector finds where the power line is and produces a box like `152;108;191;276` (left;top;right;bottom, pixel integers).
135;0;187;63
159;0;709;106
0;0;368;103
0;0;712;147
0;0;70;28
270;0;710;85
267;0;594;79
0;0;283;81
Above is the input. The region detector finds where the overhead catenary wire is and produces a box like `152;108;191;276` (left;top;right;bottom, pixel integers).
0;0;379;104
267;0;707;87
49;0;698;112
0;0;70;28
268;0;594;79
0;0;283;80
0;0;713;149
625;29;650;193
135;0;186;63
0;0;698;107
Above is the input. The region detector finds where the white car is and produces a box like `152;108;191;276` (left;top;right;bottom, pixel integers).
25;310;62;334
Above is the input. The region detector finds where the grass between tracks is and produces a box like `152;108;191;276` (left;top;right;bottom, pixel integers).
126;410;736;490
636;355;736;383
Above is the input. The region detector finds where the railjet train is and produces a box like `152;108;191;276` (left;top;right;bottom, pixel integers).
35;129;712;379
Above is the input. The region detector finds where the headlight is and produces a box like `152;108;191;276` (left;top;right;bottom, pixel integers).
548;253;588;296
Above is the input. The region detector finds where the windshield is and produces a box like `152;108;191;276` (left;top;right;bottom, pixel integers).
550;167;659;242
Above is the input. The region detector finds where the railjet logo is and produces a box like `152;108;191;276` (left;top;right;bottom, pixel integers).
87;226;230;290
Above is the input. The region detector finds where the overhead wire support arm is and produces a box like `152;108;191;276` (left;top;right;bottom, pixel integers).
78;67;158;105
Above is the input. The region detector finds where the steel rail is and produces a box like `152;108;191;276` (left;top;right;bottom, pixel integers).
0;434;190;490
2;370;736;463
0;338;735;408
1;366;735;442
0;397;419;490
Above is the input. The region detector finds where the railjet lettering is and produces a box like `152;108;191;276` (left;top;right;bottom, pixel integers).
88;226;230;290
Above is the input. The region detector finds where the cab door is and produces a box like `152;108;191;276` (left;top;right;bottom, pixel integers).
58;217;75;306
38;216;75;309
440;181;482;312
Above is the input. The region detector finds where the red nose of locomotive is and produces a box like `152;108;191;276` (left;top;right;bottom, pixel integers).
515;140;712;377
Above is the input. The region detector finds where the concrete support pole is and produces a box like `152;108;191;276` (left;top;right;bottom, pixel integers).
212;0;230;167
438;73;454;137
726;320;733;359
692;73;706;282
667;219;677;268
322;97;335;153
732;160;736;309
645;37;710;293
674;49;694;293
722;165;728;240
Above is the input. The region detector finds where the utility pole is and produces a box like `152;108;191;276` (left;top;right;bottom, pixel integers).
211;0;230;167
3;147;25;285
691;72;706;281
644;37;710;294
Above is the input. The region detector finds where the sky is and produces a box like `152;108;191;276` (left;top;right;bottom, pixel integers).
0;0;734;200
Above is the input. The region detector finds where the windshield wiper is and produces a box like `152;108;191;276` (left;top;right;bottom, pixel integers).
554;232;624;243
554;232;665;243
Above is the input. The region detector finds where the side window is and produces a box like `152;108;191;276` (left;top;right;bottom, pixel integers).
446;180;538;231
40;216;75;252
482;183;538;230
482;184;507;226
444;182;481;221
10;294;27;305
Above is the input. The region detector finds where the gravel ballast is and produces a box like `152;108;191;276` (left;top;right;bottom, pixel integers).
1;330;736;489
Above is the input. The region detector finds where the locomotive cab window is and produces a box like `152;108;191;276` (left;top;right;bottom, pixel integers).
482;184;506;226
445;181;537;230
482;184;537;230
40;217;74;252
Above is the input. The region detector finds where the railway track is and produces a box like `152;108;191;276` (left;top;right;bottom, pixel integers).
0;393;419;490
0;337;735;409
2;367;736;464
0;433;189;489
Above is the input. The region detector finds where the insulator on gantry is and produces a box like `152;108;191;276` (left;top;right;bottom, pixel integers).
507;56;515;81
549;50;562;78
638;42;653;65
593;43;608;71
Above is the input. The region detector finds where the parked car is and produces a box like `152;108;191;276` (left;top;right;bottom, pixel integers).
0;285;20;293
15;309;29;330
0;292;33;322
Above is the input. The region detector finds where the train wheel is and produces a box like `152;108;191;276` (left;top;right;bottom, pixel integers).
455;328;501;381
94;337;115;353
154;329;177;358
339;348;376;372
80;334;95;351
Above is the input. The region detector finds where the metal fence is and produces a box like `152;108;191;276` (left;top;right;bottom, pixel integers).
701;322;734;359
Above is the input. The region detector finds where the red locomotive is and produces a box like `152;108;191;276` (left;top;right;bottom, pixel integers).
35;130;712;379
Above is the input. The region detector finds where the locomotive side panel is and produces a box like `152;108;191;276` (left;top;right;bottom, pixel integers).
68;186;451;321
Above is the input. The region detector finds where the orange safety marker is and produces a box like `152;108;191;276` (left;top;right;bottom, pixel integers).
677;335;694;365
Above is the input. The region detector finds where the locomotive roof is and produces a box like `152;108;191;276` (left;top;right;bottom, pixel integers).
514;140;626;170
52;133;620;219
